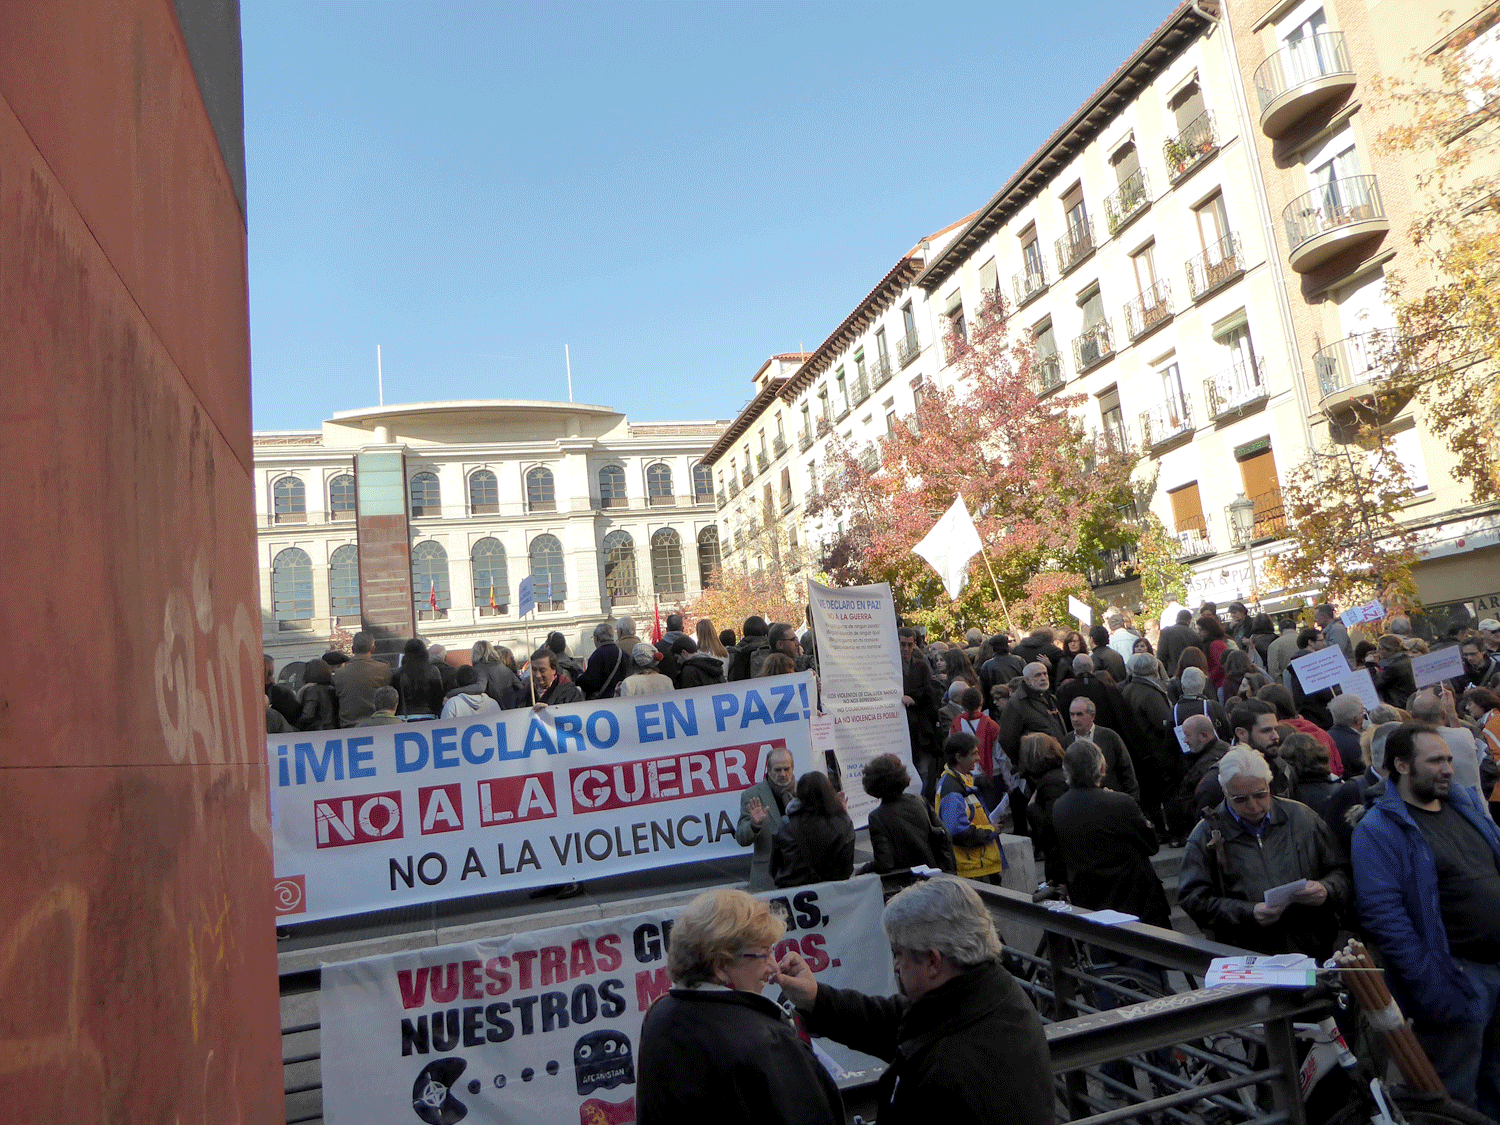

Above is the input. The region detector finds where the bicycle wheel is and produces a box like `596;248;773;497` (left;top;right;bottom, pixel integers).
1392;1091;1496;1125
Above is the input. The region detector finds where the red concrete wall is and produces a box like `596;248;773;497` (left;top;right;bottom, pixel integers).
0;2;282;1121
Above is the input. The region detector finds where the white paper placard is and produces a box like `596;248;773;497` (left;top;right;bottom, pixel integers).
1290;646;1353;694
1340;599;1385;629
1412;646;1466;690
1067;596;1093;629
1338;667;1381;710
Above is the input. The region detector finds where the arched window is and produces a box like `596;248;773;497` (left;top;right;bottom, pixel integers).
651;528;685;596
330;544;360;622
271;547;313;623
646;463;675;507
697;526;722;588
692;463;714;504
472;537;509;616
411;540;450;619
527;467;556;512
409;472;441;518
273;476;306;524
529;534;566;610
602;530;638;603
329;474;356;521
469;470;499;515
598;464;627;509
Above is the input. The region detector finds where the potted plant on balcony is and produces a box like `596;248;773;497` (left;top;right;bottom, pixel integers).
1163;137;1191;176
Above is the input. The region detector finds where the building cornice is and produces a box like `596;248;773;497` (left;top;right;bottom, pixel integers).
700;377;791;467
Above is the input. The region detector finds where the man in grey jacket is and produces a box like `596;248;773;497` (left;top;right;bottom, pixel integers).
333;631;393;727
735;747;796;890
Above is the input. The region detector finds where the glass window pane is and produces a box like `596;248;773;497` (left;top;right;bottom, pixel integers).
527;468;556;512
697;526;721;588
529;534;566;609
411;540;450;618
409;472;441;518
469;470;499;514
651;529;685;596
272;547;313;621
274;477;306;523
472;537;509;614
329;474;356;519
330;544;360;619
602;530;638;601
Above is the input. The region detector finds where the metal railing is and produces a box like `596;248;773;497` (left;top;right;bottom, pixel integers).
1072;320;1114;372
853;373;871;405
1140;394;1194;449
798;428;813;452
1186;233;1244;301
1014;262;1048;307
648;492;676;507
1037;353;1065;393
714;489;726;507
780;490;793;512
1174;514;1216;558
692;490;714;507
1104;170;1149;234
1056;217;1097;274
772;435;786;457
1314;328;1400;398
897;330;920;368
1205;357;1268;419
1124;279;1173;341
741;467;753;487
1164;110;1218;184
871;353;894;387
756;452;768;473
858;447;879;472
834;401;850;422
1254;31;1354;114
593;494;628;509
1283;175;1385;256
1252;486;1288;539
728;477;740;498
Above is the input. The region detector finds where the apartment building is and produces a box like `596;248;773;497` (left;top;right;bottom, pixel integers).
254;400;724;670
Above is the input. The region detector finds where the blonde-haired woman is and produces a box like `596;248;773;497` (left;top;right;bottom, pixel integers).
470;639;523;709
636;888;842;1125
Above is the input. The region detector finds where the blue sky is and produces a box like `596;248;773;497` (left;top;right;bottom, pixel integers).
243;1;1178;432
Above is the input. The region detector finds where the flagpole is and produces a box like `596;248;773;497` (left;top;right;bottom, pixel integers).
977;547;1018;636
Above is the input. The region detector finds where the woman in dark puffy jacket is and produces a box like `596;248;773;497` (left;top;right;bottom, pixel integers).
471;640;525;709
295;657;339;730
394;637;444;719
675;636;727;689
771;772;855;887
856;753;954;874
1021;732;1069;884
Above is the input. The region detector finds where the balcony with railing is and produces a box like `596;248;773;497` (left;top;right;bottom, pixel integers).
1174;515;1216;559
1104;170;1150;235
834;399;850;422
1251;486;1288;541
1036;352;1065;395
756;452;768;474
1204;356;1269;420
1072;320;1115;373
1013;262;1047;308
1313;329;1401;409
1123;279;1173;341
1254;32;1356;138
772;435;787;458
871;354;893;387
852;373;871;406
715;488;726;508
1186;233;1244;301
1139;393;1195;451
798;427;813;452
1055;219;1097;276
780;489;793;513
804;487;819;509
816;415;832;438
858;446;879;473
896;330;920;368
1283;175;1387;272
693;489;714;508
728;477;740;498
1163;111;1218;185
741;466;753;487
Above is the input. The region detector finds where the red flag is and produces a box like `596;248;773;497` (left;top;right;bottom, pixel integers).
428;579;438;611
488;582;496;611
652;597;663;644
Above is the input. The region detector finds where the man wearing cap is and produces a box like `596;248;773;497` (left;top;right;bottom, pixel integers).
1480;620;1500;657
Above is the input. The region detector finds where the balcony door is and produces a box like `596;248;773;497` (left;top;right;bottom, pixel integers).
1159;361;1188;421
1284;7;1330;85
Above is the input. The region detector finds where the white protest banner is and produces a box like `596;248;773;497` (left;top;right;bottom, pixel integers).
807;578;914;825
1339;667;1382;710
271;673;818;924
517;575;537;621
1412;646;1466;690
1290;646;1352;695
1340;600;1385;629
1067;596;1093;629
319;876;897;1125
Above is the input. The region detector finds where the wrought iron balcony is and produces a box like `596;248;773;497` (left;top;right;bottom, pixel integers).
804;487;818;509
1013;263;1048;308
1163;111;1218;185
853;374;871;405
648;492;676;507
798;428;813;452
1254;32;1356;138
694;489;714;507
897;330;920;368
1072;320;1115;373
741;467;753;487
1283;175;1387;272
772;435;787;457
756;452;768;474
816;415;832;437
1204;357;1269;420
1123;279;1173;341
1104;170;1150;235
871;354;893;387
858;447;879;473
1313;330;1401;404
834;401;850;422
1186;233;1244;301
1139;395;1195;450
594;494;629;510
728;477;740;498
1055;218;1097;275
780;490;793;512
1036;353;1065;394
1250;486;1288;540
715;489;726;507
1174;515;1216;559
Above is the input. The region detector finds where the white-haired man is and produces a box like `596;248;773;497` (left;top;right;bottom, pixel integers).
1178;746;1350;960
776;876;1052;1125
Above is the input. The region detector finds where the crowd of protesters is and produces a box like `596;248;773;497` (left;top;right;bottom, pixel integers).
268;603;1500;1118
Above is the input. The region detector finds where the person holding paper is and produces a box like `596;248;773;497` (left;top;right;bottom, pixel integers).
1178;746;1350;960
1314;604;1353;667
1353;723;1500;1119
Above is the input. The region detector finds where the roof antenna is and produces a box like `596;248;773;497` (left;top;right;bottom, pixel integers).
565;344;574;402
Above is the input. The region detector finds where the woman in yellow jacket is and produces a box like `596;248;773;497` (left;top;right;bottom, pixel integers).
934;732;1007;882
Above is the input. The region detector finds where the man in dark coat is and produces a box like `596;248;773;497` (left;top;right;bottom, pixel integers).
776;876;1053;1125
1167;713;1231;838
1013;629;1064;685
1052;740;1172;928
1377;634;1418;708
900;628;943;795
980;634;1024;697
1061;697;1140;803
1089;625;1128;683
735;747;795;890
426;644;460;694
576;621;629;700
728;616;772;681
1121;652;1179;827
998;663;1065;768
1056;655;1140;746
1157;609;1201;677
330;632;393;727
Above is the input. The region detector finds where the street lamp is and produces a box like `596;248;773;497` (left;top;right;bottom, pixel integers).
1226;493;1260;608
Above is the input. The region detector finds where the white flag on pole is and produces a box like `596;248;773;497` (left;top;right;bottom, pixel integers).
913;494;984;601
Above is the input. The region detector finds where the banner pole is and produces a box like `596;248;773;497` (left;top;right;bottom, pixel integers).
978;548;1017;636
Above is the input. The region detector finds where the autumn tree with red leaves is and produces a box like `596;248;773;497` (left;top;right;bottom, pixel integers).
809;290;1139;637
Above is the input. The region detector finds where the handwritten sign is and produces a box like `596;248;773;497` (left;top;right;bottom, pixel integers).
1290;646;1353;694
1412;646;1466;690
1068;596;1093;629
1340;599;1385;629
1338;667;1381;710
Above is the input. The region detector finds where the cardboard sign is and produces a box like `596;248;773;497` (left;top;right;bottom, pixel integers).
1412;646;1466;690
1068;596;1093;629
1338;667;1381;710
517;575;536;620
1340;600;1385;629
1290;646;1353;695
